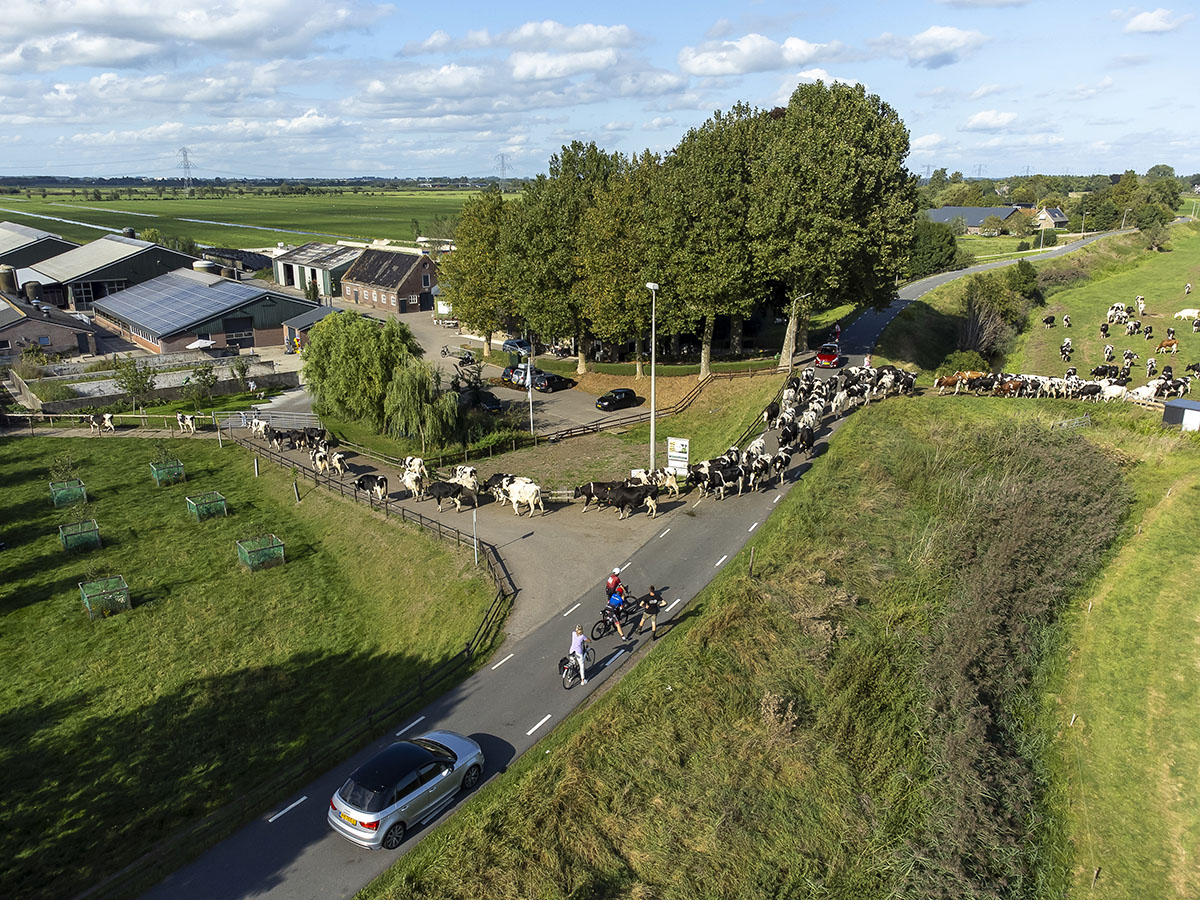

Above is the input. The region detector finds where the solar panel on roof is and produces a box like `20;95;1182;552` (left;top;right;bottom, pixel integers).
93;272;269;338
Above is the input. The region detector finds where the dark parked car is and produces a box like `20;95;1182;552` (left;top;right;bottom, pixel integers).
474;391;503;413
533;373;572;393
501;364;544;386
596;388;638;411
328;731;485;850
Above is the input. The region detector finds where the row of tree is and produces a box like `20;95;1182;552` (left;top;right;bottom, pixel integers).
440;81;919;379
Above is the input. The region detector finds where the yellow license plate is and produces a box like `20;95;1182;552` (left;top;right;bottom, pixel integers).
339;812;357;826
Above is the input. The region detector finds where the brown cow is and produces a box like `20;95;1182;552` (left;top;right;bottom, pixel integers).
995;379;1024;397
1156;339;1180;355
934;374;963;395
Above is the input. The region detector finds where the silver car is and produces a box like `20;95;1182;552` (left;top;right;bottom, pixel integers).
327;730;484;850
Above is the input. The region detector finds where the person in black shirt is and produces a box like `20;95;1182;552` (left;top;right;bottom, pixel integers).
638;586;664;639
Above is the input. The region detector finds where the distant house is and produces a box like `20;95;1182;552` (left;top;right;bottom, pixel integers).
272;243;362;299
925;206;1024;235
17;234;196;311
283;305;341;351
341;248;439;314
92;268;318;354
0;292;97;361
1034;207;1069;230
0;222;78;268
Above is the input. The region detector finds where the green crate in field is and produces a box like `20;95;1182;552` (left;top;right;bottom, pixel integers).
187;491;228;521
80;576;130;620
237;534;284;571
59;519;101;552
49;479;87;508
150;460;185;487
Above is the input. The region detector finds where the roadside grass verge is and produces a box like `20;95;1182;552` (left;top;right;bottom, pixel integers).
0;437;495;898
355;398;1135;900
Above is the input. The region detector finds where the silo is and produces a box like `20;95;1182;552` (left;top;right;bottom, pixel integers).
192;260;219;274
122;227;137;238
0;265;16;295
24;281;42;302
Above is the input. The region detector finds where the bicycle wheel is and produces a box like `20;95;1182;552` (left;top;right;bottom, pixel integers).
562;663;579;690
584;646;595;666
590;618;610;642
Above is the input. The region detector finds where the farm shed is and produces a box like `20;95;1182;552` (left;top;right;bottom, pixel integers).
925;206;1025;235
17;234;196;311
92;267;319;354
0;292;98;361
283;305;342;351
1034;207;1069;230
0;222;78;268
271;243;361;300
1162;398;1200;432
341;248;439;314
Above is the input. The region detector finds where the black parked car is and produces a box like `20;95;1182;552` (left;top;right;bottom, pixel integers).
474;391;503;413
533;373;572;393
595;388;638;411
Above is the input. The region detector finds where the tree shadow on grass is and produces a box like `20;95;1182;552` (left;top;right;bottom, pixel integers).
876;299;960;371
0;646;482;900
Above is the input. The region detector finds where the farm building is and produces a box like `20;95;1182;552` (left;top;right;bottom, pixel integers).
0;222;78;268
92;267;319;354
17;234;196;311
341;248;439;314
1034;207;1069;230
1162;398;1200;432
925;206;1025;234
283;305;342;351
202;247;273;274
0;291;98;361
271;243;361;299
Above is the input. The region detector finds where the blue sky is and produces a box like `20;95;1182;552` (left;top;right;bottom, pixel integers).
0;1;1194;180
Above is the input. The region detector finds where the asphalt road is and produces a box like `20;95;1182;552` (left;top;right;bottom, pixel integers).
139;233;1124;900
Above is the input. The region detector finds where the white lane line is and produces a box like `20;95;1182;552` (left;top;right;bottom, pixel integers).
659;528;671;538
527;713;552;736
491;653;514;670
748;522;758;533
268;796;307;823
773;495;781;504
562;602;581;617
715;555;727;567
605;649;627;667
619;563;631;572
666;598;682;612
395;715;426;736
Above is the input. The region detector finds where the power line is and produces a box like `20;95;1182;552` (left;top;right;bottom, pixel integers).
177;147;193;191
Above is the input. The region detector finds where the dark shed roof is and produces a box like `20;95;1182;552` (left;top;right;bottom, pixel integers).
283;305;341;332
343;248;429;289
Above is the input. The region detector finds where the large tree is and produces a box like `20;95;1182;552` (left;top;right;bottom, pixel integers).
439;187;509;358
668;103;770;377
751;81;917;365
503;142;622;374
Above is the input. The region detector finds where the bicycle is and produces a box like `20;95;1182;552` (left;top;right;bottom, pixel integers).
560;646;595;689
591;598;636;641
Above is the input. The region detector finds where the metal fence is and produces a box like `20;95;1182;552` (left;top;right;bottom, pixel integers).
212;409;321;431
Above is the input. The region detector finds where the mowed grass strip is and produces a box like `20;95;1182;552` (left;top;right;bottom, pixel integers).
0;437;494;898
355;398;1136;900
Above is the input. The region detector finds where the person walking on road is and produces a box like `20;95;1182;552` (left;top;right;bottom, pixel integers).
639;586;664;639
833;321;842;342
569;625;589;685
863;353;872;369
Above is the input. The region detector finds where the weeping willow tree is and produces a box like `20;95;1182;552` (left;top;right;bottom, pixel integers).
383;359;461;453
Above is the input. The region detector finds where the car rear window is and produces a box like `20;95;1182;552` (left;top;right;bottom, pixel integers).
338;777;389;813
411;738;457;764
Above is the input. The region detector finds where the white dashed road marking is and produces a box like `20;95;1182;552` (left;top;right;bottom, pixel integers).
562;602;581;617
659;528;671;538
395;715;426;736
491;653;514;670
268;796;307;823
748;522;758;533
715;555;727;567
666;598;682;612
527;714;552;736
606;649;627;667
773;495;781;504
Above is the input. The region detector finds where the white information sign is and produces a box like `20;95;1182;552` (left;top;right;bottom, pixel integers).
667;437;690;475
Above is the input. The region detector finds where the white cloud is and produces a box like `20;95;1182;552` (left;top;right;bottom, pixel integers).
795;68;863;87
0;33;158;72
871;25;988;69
911;133;946;151
404;20;635;55
604;121;633;131
1070;75;1116;100
678;32;842;76
969;83;1005;99
509;49;618;80
962;109;1017;131
1124;8;1192;33
643;116;677;130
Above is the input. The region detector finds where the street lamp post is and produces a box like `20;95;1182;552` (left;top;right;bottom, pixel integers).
524;349;534;435
1121;208;1132;230
645;282;658;470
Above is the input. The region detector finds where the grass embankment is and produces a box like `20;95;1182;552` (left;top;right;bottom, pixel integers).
0;191;472;248
357;398;1137;900
0;437;495;898
876;224;1196;375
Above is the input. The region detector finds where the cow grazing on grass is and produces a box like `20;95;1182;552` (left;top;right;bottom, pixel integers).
352;474;388;500
1123;349;1139;364
1042;315;1055;328
1174;308;1200;320
1144;325;1155;342
1166;327;1176;340
573;481;619;511
1127;384;1159;402
1101;382;1128;403
1104;344;1115;362
86;413;115;434
426;481;474;512
1063;314;1071;328
1193;319;1200;334
1099;322;1109;338
177;413;196;435
1147;358;1157;377
1156;339;1180;355
1136;295;1146;316
605;484;659;519
1107;303;1128;323
1186;363;1200;377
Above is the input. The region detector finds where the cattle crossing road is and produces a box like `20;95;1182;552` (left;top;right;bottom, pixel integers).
74;232;1120;899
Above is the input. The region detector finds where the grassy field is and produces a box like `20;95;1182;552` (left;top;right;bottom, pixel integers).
1008;222;1200;374
958;232;1047;257
353;397;1174;900
0;436;495;898
0;191;472;249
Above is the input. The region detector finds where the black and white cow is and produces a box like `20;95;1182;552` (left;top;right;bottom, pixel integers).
1099;322;1109;338
1041;315;1056;328
605;484;659;519
426;480;474;512
352;473;388;500
329;451;347;477
1063;314;1071;328
86;413;115;434
177;412;196;435
1104;344;1115;362
573;480;619;511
